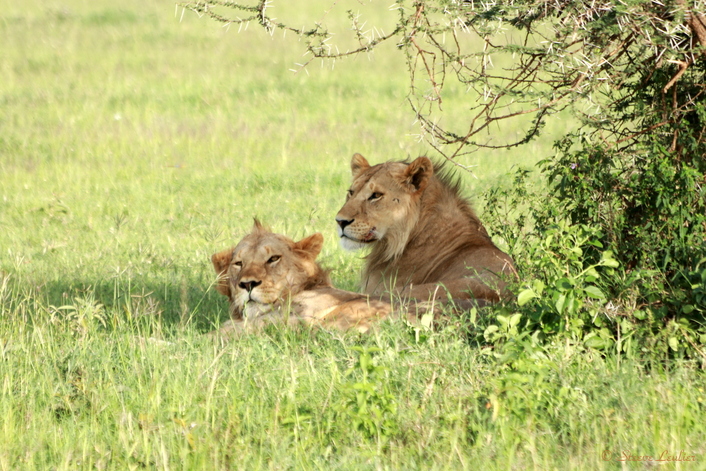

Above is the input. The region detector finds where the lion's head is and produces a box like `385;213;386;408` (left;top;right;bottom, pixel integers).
335;153;434;261
211;221;331;318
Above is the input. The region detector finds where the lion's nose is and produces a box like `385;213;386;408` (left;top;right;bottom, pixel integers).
336;217;354;230
238;280;262;292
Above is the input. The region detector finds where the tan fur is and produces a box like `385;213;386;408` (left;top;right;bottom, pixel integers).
210;222;428;337
335;154;517;302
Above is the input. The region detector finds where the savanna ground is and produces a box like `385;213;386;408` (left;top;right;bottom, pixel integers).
1;1;705;469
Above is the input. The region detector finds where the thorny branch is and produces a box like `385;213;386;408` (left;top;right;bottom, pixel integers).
178;0;706;160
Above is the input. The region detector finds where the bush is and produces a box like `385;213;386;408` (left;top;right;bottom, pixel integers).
482;155;706;360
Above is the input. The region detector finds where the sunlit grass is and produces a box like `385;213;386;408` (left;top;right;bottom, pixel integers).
0;1;704;469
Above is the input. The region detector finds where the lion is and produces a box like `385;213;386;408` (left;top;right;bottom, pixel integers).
335;153;516;303
210;221;429;336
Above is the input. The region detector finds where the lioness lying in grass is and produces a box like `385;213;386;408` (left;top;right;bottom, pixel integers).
210;221;431;336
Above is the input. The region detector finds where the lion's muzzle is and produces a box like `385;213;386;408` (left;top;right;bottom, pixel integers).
239;280;262;292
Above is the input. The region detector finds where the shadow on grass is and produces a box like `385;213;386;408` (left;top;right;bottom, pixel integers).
6;275;230;334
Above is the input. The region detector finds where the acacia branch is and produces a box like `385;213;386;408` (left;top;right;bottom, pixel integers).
179;0;706;160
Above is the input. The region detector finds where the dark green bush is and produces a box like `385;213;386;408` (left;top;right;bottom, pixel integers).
482;144;706;359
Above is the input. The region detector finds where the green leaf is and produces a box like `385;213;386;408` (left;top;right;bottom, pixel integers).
517;289;539;306
584;285;606;300
584;335;610;349
531;279;546;293
555;294;567;315
600;251;620;268
555;278;574;291
668;337;679;351
509;313;522;328
469;307;477;325
484;325;499;336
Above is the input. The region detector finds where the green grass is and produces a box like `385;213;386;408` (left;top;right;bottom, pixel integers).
1;1;705;469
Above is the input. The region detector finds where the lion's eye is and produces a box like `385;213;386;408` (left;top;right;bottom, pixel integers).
347;189;354;198
368;192;383;201
267;255;281;264
233;261;243;267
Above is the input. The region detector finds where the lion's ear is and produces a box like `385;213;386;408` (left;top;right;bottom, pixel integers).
211;248;234;297
351;153;370;178
403;156;433;193
293;232;324;260
252;218;268;233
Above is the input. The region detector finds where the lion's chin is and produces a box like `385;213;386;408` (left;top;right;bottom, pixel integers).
339;235;376;252
243;302;274;319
